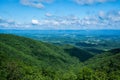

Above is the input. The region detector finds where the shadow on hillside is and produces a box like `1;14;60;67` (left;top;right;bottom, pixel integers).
64;47;94;62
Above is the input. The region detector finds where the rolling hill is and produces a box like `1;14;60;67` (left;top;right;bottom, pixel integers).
0;34;120;80
0;34;82;80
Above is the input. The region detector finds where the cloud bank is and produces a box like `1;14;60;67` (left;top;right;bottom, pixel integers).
0;11;120;29
30;11;120;29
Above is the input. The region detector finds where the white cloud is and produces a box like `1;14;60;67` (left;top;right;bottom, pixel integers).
20;0;53;9
32;19;40;25
30;10;120;29
1;10;120;29
0;18;16;27
74;0;116;5
0;18;31;29
31;19;60;26
51;20;60;26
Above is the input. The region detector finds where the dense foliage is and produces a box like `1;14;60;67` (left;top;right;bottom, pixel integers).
0;34;120;80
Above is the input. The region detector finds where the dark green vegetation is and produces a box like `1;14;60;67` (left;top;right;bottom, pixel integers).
0;34;120;80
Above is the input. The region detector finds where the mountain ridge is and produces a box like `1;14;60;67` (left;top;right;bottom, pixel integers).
0;34;120;80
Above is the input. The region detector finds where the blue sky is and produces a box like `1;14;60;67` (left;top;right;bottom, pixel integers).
0;0;120;30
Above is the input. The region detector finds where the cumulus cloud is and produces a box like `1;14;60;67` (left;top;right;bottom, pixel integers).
0;18;16;27
74;0;116;5
1;10;120;29
0;18;31;29
32;19;40;25
30;10;120;29
20;0;53;8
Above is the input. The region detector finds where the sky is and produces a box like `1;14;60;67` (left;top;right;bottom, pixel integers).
0;0;120;30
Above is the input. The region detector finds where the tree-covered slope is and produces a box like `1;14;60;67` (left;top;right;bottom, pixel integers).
64;47;94;62
0;34;120;80
0;34;81;66
84;48;120;79
0;34;82;80
85;48;120;69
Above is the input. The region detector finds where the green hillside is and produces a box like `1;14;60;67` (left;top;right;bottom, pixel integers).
0;34;120;80
0;34;82;80
85;48;120;80
64;47;93;62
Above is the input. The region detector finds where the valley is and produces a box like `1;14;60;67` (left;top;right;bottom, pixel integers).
0;31;120;80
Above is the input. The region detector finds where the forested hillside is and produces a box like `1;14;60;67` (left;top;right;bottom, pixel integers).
0;34;120;80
